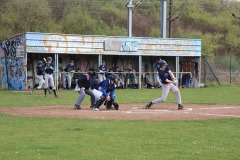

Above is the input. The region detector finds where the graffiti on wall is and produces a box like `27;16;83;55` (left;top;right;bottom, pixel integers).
25;33;201;56
0;36;27;90
121;41;138;52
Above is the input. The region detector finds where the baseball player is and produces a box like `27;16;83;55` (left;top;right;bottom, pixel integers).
63;60;75;90
145;60;183;110
98;60;108;82
92;74;119;111
155;58;163;88
43;57;58;98
29;61;45;93
74;68;96;110
125;69;137;88
115;67;125;88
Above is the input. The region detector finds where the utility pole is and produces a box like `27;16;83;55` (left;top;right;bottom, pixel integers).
126;0;142;37
126;0;142;89
168;0;172;38
161;0;167;38
127;0;133;37
168;0;179;38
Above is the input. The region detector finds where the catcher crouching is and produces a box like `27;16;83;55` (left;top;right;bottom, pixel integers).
92;74;119;111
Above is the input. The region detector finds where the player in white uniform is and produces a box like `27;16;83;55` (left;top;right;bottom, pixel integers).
44;57;58;98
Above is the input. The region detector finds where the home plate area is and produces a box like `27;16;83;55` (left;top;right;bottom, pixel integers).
0;103;240;121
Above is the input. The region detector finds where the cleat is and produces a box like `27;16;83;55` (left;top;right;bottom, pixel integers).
178;104;183;110
44;95;47;98
74;105;81;110
93;107;100;111
29;89;33;94
55;95;59;98
145;102;153;109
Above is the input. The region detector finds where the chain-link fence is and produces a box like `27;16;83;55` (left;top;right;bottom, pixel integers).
202;55;240;85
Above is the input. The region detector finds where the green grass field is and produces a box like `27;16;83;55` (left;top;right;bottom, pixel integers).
1;85;240;108
0;85;240;160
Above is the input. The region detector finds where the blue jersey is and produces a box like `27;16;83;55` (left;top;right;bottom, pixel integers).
158;67;172;84
95;79;115;101
45;63;54;74
99;65;108;74
64;64;75;72
36;66;45;75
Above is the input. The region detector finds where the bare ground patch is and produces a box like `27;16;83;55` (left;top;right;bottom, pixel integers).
0;103;240;120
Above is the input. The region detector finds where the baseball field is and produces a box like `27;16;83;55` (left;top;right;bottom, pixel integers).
0;85;240;159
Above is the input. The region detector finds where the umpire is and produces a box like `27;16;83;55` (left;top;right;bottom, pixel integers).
74;68;96;110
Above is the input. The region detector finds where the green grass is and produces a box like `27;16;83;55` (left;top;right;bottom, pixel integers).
0;114;240;160
0;85;240;107
0;85;240;159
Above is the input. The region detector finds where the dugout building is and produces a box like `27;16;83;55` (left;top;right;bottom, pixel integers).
0;32;201;91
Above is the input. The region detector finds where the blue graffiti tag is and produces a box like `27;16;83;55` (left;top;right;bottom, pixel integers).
121;41;138;52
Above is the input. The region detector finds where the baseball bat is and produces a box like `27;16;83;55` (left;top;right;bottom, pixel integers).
43;58;46;62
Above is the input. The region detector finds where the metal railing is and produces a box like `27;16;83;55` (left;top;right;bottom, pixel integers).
53;71;193;90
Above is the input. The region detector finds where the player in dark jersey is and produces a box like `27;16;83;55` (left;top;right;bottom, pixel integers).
29;61;45;93
44;57;58;97
146;60;183;110
74;68;96;110
63;60;75;90
98;60;108;82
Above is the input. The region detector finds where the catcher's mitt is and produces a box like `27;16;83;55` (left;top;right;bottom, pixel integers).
113;102;119;110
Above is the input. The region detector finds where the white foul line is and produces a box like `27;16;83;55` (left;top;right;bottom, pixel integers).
126;108;194;114
198;107;240;110
198;113;240;118
126;109;174;114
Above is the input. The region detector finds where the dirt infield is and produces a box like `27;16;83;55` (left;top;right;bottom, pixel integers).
1;103;240;121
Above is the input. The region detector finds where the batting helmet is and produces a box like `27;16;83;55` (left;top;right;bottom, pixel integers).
47;57;52;61
159;60;168;67
37;61;43;65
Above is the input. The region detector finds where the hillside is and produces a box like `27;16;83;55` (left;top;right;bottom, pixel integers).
0;0;240;56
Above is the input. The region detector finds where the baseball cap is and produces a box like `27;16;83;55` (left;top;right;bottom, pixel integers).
102;60;105;63
70;60;74;63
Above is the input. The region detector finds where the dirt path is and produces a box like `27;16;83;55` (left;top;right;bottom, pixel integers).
0;103;240;120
